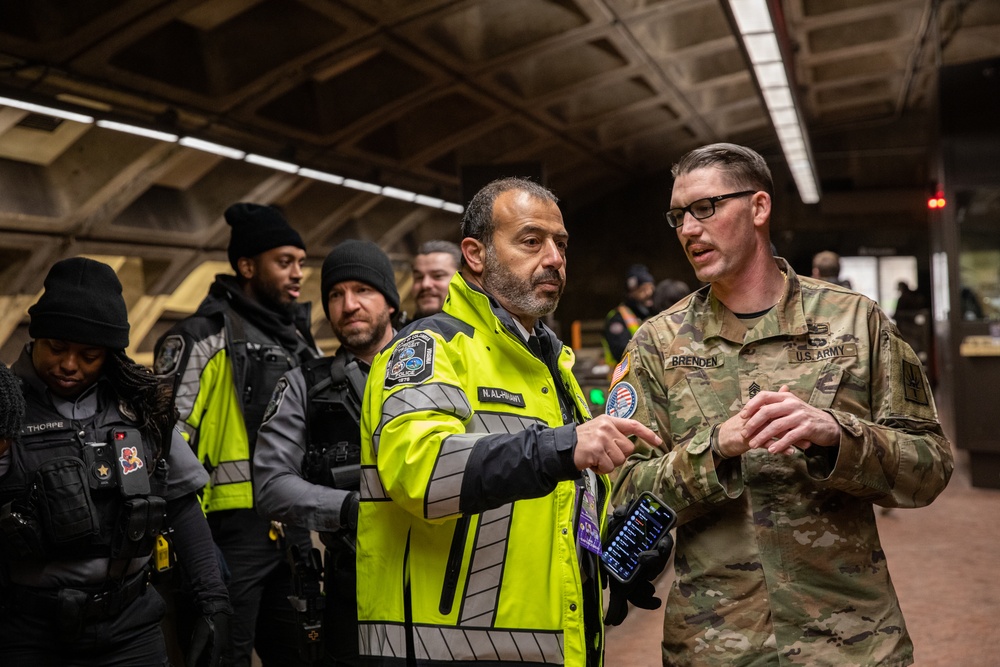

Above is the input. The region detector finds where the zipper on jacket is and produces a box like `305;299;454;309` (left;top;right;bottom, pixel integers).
439;515;470;615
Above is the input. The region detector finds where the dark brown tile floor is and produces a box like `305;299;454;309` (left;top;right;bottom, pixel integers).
605;447;1000;666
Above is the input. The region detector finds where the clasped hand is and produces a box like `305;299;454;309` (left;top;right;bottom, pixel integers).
715;385;841;458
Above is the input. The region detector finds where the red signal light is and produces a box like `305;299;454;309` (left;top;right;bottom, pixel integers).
927;191;946;209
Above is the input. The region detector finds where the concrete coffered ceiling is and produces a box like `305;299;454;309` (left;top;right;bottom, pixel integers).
1;0;998;361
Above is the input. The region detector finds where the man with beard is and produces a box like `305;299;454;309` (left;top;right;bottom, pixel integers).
411;240;461;319
154;203;321;667
355;178;664;666
254;240;399;666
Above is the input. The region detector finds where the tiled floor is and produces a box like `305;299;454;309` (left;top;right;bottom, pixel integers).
605;447;1000;666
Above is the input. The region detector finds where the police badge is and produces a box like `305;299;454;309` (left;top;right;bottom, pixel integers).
154;335;185;375
262;377;289;425
384;332;435;389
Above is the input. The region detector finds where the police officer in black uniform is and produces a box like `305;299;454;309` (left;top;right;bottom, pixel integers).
0;257;231;667
255;240;399;665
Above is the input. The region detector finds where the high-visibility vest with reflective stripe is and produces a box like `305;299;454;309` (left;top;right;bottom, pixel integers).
358;274;609;666
602;304;642;366
180;345;254;513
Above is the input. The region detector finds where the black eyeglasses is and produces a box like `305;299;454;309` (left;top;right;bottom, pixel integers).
664;190;756;228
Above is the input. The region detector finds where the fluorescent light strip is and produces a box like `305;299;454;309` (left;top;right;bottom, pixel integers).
342;179;383;194
0;92;467;214
414;194;446;208
246;153;299;173
381;186;417;202
96;120;178;142
298;168;344;185
179;136;246;160
754;62;788;88
744;33;781;64
726;0;819;204
729;0;772;33
0;95;94;124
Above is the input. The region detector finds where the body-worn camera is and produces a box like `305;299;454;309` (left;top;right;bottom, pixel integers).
82;428;151;497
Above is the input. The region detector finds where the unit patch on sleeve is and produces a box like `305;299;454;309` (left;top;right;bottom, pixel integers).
154;335;185;375
605;382;637;419
902;360;929;405
478;387;526;408
261;377;288;425
385;332;435;389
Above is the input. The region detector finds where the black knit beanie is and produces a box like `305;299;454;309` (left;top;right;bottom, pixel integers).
28;257;130;349
320;240;400;318
0;363;24;441
626;263;654;290
225;202;305;270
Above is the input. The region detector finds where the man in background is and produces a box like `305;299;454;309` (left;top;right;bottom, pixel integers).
811;250;853;288
155;203;320;667
411;239;461;319
652;278;691;314
255;240;399;666
602;263;655;364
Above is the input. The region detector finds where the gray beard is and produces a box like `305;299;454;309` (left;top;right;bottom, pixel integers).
482;245;562;319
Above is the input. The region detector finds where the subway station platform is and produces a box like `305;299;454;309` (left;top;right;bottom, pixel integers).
605;447;1000;667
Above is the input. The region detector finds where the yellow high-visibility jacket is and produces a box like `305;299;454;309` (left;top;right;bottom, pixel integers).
358;273;609;666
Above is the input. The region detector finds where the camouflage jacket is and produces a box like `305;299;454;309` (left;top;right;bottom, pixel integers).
610;258;953;667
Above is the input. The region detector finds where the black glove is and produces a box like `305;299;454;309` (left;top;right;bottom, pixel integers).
341;491;360;531
602;505;675;627
186;600;233;667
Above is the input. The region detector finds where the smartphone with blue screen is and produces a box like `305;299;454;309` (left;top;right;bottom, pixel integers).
600;492;676;584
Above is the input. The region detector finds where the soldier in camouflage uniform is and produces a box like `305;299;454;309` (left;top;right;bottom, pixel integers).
607;143;953;667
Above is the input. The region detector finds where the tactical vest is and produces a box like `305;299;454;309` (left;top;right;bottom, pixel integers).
227;310;299;451
0;390;167;563
300;353;365;492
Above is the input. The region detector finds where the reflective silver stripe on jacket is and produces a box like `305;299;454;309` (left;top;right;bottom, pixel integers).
360;623;564;663
175;330;225;421
210;459;251;485
459;505;513;625
452;412;542;625
425;411;544;519
426;433;483;519
360;465;388;500
359;622;407;659
468;412;542;436
373;383;472;454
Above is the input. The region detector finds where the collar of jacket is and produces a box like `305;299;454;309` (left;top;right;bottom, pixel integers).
199;274;317;353
445;272;565;355
697;257;811;343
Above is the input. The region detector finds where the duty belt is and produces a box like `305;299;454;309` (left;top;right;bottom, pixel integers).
3;566;152;624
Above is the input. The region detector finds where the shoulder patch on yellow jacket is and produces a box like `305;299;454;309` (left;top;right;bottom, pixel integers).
385;332;435;389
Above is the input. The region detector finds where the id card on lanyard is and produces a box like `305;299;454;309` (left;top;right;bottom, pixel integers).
577;469;602;555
